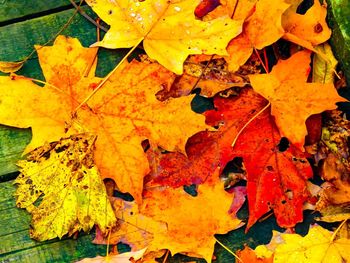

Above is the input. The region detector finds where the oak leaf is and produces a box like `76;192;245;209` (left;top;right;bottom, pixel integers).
249;50;346;150
233;110;313;229
0;36;208;203
85;0;242;74
15;134;116;241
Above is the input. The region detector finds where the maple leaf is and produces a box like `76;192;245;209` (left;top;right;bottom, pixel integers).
85;0;242;74
233;110;313;229
0;36;208;203
249;50;346;150
15;134;116;241
263;226;350;262
282;0;331;48
76;248;147;263
236;246;273;263
157;58;247;99
97;179;242;262
147;88;267;187
225;0;290;71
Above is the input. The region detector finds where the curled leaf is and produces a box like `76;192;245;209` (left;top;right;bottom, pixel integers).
0;60;24;73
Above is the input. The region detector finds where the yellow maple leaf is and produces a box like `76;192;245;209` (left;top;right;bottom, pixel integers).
0;36;208;203
249;50;346;150
271;226;350;262
15;134;116;241
85;0;242;74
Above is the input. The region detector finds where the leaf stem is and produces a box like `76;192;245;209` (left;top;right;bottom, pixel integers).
162;250;170;263
330;218;348;242
73;38;144;113
69;0;108;32
214;237;243;263
231;102;271;147
253;48;268;74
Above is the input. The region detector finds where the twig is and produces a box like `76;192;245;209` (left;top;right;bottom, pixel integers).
69;0;108;32
330;219;348;242
214;237;243;263
253;48;269;74
162;250;170;263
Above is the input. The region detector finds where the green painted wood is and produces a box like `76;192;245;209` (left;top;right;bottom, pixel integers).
0;126;31;178
0;0;79;24
0;6;125;78
0;180;107;262
0;7;98;78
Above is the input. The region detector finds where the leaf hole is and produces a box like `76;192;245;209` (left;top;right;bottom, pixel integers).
113;190;134;202
296;0;314;15
266;165;274;172
278;137;289;152
183;184;198;197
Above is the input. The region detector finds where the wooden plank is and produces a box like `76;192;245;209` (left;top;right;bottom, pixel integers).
0;126;31;178
0;6;123;78
0;180;107;262
0;0;79;24
0;7;98;74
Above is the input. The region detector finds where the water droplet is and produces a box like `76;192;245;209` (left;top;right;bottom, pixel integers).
174;6;181;12
136;14;143;21
130;12;136;17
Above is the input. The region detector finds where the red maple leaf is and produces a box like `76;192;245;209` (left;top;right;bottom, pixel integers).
233;110;313;229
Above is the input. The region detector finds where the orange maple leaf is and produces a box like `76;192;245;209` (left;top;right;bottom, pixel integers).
237;246;273;263
249;50;346;150
282;0;331;50
0;36;209;202
225;0;290;71
95;179;242;262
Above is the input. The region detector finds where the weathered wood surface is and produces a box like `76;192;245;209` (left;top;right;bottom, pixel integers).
0;0;82;24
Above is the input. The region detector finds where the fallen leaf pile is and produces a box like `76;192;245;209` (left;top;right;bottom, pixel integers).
1;0;350;262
